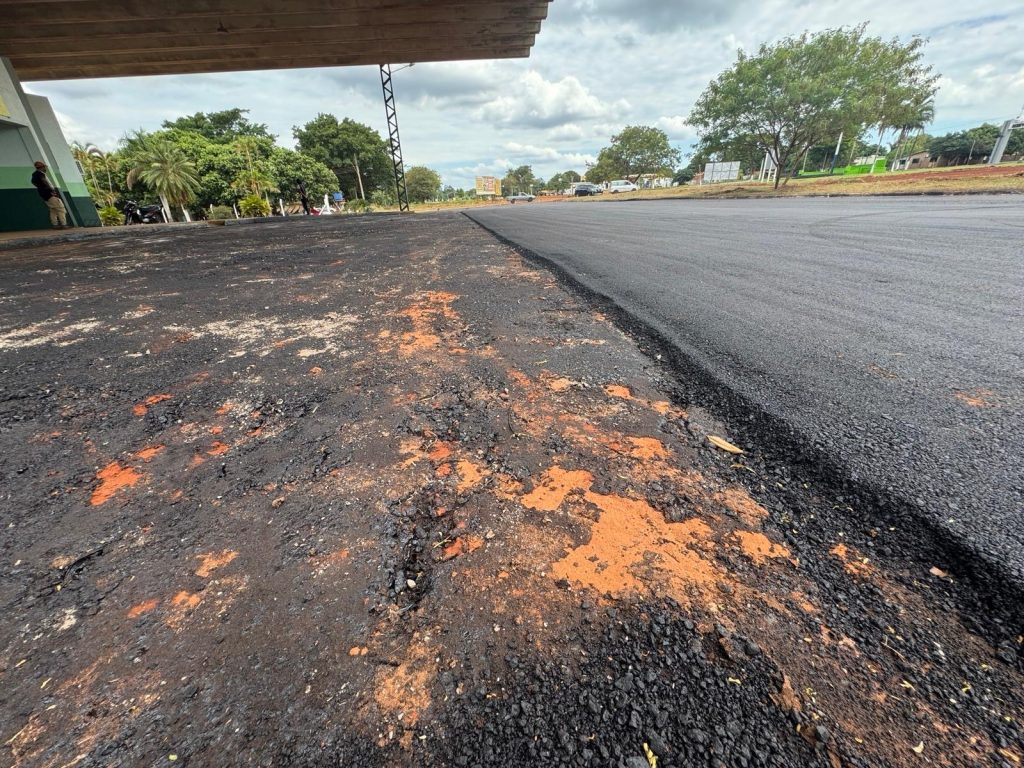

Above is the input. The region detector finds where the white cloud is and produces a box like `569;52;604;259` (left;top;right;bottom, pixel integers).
476;71;630;129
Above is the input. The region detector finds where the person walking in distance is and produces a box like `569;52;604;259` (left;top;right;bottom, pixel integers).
31;160;68;229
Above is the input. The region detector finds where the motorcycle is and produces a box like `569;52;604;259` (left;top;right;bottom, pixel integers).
123;201;165;225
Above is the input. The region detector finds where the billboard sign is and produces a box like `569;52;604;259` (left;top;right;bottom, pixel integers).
704;161;741;183
475;176;501;196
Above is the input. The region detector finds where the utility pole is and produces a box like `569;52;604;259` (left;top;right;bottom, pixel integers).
829;131;843;175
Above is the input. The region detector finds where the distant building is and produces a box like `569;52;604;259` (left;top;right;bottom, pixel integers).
892;151;933;171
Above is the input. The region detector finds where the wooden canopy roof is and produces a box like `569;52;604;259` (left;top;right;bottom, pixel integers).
2;0;552;80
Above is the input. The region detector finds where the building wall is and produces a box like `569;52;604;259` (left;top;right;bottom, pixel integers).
0;57;99;232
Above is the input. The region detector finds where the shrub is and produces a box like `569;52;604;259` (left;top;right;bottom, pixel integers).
239;195;270;217
209;205;235;220
98;205;122;226
346;198;372;214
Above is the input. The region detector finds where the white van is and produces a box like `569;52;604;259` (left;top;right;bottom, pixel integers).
609;179;638;193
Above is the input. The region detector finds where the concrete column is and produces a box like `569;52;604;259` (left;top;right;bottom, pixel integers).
0;57;99;231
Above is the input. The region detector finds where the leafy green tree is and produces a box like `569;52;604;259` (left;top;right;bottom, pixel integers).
547;170;581;191
502;165;539;195
293;114;391;200
269;148;337;204
689;25;938;187
162;109;272;142
405;166;442;203
126;136;200;221
589;126;681;183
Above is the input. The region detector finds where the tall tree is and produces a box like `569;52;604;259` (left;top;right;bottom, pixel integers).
404;166;442;203
293;115;390;200
162;109;272;143
547;170;581;191
589;126;681;183
502;165;539;195
126;135;200;221
688;25;938;188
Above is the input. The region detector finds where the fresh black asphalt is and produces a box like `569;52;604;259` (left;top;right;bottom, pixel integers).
467;196;1024;582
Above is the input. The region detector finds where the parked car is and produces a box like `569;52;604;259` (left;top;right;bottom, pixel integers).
573;183;602;196
609;179;639;193
506;193;535;203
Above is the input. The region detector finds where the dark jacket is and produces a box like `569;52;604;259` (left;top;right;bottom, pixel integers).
31;170;57;200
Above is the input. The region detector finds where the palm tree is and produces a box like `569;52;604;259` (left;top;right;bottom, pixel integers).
890;101;935;170
126;137;200;222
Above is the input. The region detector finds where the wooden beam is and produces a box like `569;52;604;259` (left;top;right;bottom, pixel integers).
10;34;535;66
2;21;543;57
0;0;551;26
16;48;532;81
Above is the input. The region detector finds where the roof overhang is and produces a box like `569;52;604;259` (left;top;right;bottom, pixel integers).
2;0;552;81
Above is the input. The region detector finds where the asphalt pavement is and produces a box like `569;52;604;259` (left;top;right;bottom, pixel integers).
467;196;1024;582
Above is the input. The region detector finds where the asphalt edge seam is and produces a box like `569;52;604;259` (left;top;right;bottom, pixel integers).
462;210;1024;652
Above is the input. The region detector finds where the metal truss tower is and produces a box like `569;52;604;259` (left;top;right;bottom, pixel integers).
380;64;410;212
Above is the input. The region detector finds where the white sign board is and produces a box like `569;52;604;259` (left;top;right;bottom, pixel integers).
704;161;741;183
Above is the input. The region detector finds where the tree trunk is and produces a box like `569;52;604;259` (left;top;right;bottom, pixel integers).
180;205;192;222
159;193;173;223
353;155;366;200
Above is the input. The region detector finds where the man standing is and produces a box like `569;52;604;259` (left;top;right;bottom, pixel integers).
31;160;68;229
297;179;310;216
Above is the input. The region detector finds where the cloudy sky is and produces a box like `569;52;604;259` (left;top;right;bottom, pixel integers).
23;0;1024;190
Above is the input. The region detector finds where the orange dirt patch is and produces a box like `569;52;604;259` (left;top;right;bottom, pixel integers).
132;393;171;417
442;535;484;561
547;376;573;392
195;549;239;578
428;442;453;462
207;441;230;456
830;542;873;578
455;459;489;493
374;641;435;728
309;366;323;376
166;590;202;629
619;436;670;461
733;530;792;566
127;598;160;619
215;402;233;415
955;388;996;407
604;384;632;399
520;466;594;512
398;291;460;356
134;445;165;462
716;487;770;526
507;368;532;389
90;462;142;505
551;491;718;599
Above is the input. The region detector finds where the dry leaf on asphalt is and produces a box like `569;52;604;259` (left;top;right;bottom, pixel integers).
708;435;744;454
643;742;658;768
912;742;925;754
929;566;948;578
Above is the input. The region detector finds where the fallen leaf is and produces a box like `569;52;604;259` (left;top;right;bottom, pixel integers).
708;435;744;454
899;680;915;690
727;677;742;685
929;566;948;578
998;748;1021;764
643;742;658;768
912;742;924;754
